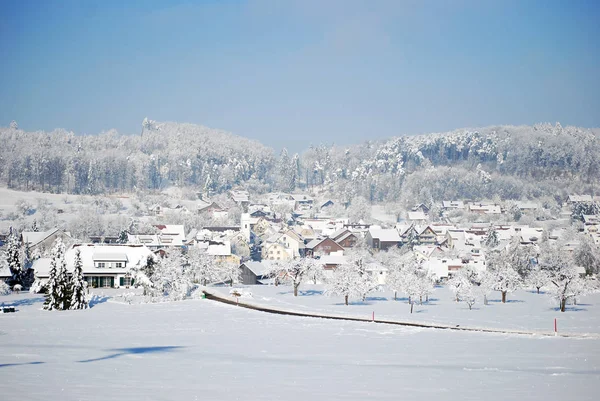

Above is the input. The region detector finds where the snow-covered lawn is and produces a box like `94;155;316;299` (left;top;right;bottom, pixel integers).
1;290;599;400
209;285;600;335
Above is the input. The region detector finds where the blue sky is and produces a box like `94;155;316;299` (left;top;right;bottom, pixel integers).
1;0;599;151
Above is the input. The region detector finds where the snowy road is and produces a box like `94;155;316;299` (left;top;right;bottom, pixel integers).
1;293;599;400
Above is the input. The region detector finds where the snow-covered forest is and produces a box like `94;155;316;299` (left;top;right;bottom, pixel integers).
1;121;599;204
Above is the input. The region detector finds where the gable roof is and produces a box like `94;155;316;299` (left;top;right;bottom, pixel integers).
368;227;401;242
21;228;69;247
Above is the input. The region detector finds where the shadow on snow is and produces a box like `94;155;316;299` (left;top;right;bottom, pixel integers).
1;296;45;308
88;295;110;308
78;346;185;363
0;361;45;368
488;299;525;304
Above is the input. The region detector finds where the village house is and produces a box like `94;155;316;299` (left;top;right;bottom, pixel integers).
468;203;502;214
21;228;72;255
442;200;465;209
129;225;186;249
239;261;274;285
366;226;402;251
262;242;291;262
30;244;154;289
305;237;344;257
329;228;358;248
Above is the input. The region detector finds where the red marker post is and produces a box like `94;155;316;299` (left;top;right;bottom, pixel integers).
554;318;557;336
372;311;375;322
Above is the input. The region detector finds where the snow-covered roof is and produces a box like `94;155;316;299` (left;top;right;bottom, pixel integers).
291;194;313;202
407;211;427;221
568;194;593;203
516;201;538;210
32;244;153;277
207;241;232;256
21;228;69;247
241;261;273;276
319;253;346;266
305;238;324;249
368;227;401;242
442;200;465;209
92;252;128;262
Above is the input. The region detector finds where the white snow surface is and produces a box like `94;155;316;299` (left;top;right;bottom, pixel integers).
0;288;599;400
210;284;600;335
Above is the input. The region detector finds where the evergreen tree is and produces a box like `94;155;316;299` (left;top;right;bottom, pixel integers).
5;228;23;287
56;241;71;310
32;219;39;232
70;249;88;309
143;255;156;281
483;226;499;249
44;240;63;310
118;228;129;244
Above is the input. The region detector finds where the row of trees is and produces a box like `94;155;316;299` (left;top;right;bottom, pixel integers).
259;237;599;313
41;239;88;311
131;247;242;301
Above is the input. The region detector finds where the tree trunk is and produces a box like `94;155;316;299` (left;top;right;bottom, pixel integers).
468;303;472;310
560;298;566;312
501;291;507;303
410;302;413;314
484;295;488;305
574;297;577;306
426;295;429;302
536;287;540;294
408;296;412;304
419;296;422;305
294;284;299;297
394;290;397;301
345;295;349;306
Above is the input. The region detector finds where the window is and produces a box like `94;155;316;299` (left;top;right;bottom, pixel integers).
277;251;280;255
115;262;123;268
97;262;105;268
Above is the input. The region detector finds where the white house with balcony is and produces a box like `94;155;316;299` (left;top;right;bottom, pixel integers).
31;244;154;289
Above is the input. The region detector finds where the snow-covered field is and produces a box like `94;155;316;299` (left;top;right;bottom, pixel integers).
209;285;600;336
1;290;599;400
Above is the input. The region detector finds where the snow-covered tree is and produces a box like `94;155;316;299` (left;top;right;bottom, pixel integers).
540;246;585;312
483;226;499;249
29;273;45;294
131;255;155;296
217;260;241;287
117;228;129;244
573;235;600;275
486;249;522;303
44;239;67;311
0;280;10;295
448;267;478;303
267;257;322;296
527;266;549;294
325;262;363;306
5;228;23;286
347;196;371;223
150;253;194;301
69;249;88;309
187;248;219;285
56;243;71;311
